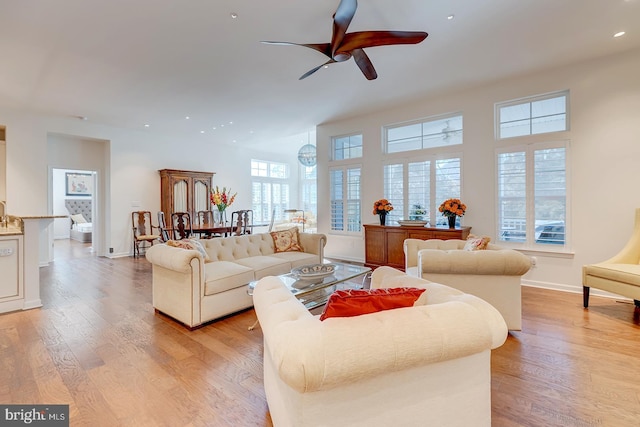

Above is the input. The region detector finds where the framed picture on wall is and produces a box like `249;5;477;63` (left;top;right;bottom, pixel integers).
65;172;93;196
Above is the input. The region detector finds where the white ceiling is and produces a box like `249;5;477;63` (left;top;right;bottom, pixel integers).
1;0;639;149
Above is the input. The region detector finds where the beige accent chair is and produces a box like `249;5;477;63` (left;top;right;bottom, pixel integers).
252;266;508;427
583;208;640;308
404;239;532;330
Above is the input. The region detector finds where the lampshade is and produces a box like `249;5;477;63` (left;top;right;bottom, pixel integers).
297;144;317;167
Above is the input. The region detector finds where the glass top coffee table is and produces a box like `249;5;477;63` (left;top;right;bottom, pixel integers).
248;261;372;310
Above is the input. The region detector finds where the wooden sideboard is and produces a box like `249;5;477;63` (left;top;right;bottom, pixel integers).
363;224;472;270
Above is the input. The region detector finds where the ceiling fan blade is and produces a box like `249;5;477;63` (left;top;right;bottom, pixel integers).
352;49;377;80
261;41;332;58
339;31;428;52
299;59;336;80
331;0;358;56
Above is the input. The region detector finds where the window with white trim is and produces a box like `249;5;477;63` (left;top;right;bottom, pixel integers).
332;134;363;160
497;91;568;139
251;159;290;224
385;113;463;153
383;156;461;227
330;166;361;233
497;142;568;247
300;165;317;231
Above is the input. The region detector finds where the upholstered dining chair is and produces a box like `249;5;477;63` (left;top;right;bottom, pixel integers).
132;211;161;258
230;209;253;235
170;212;193;240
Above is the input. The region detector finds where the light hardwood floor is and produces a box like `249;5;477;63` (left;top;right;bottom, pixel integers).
1;239;640;426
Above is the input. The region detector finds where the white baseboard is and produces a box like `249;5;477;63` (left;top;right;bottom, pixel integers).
522;279;633;302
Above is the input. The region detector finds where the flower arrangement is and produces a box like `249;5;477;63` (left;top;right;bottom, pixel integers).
438;198;466;218
373;199;394;215
210;186;237;212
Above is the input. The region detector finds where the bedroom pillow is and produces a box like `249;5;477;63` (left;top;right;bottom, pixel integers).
166;239;211;261
270;227;303;253
70;213;88;224
319;287;426;320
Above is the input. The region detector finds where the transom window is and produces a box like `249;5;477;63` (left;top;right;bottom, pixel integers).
496;91;568;139
332;134;363;160
384;114;463;153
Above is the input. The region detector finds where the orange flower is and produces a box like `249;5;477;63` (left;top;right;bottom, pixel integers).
373;198;394;215
438;198;466;217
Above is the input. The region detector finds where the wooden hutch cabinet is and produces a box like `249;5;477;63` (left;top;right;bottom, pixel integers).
363;224;471;270
159;169;214;222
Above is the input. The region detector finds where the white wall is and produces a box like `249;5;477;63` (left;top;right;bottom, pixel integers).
1;109;300;257
317;47;640;294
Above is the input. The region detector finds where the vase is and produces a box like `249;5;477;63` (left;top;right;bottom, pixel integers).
379;212;387;226
447;215;457;229
217;208;227;226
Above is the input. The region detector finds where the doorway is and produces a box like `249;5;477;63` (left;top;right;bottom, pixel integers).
52;168;97;258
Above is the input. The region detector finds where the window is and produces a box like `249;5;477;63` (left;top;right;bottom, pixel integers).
497;91;568;139
332;134;363;160
251;160;290;224
383;156;461;227
330;166;361;233
385;114;463;153
497;142;568;247
300;165;317;231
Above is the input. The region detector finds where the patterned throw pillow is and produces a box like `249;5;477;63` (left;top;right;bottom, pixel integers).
320;287;426;320
270;227;303;253
166;239;211;261
463;234;491;251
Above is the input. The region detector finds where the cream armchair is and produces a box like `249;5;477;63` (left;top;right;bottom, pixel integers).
404;238;532;330
583;208;640;308
252;266;508;427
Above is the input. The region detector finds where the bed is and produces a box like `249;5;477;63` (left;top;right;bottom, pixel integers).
65;199;93;243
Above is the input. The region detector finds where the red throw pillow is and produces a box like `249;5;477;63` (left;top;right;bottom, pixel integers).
319;287;426;321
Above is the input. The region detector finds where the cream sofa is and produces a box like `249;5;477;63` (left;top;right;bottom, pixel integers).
252;266;507;427
145;232;326;328
583;208;640;308
404;238;532;330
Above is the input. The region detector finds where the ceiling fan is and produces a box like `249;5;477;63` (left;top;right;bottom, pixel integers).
261;0;428;80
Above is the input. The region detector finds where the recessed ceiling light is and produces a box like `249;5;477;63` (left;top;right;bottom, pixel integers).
212;126;217;130
185;116;190;120
200;130;205;134
230;12;238;19
144;124;150;128
447;14;455;20
229;121;233;125
323;65;329;69
614;31;626;38
220;124;224;127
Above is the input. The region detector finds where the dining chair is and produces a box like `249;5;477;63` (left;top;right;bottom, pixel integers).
157;211;170;242
231;209;253;235
132;211;161;258
171;212;193;240
197;210;215;227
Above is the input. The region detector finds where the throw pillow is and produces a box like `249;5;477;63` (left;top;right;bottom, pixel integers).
70;213;87;224
463;234;491;251
319;287;426;321
167;239;211;261
270;227;303;253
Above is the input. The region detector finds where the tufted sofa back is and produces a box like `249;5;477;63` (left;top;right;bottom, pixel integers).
200;233;276;262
